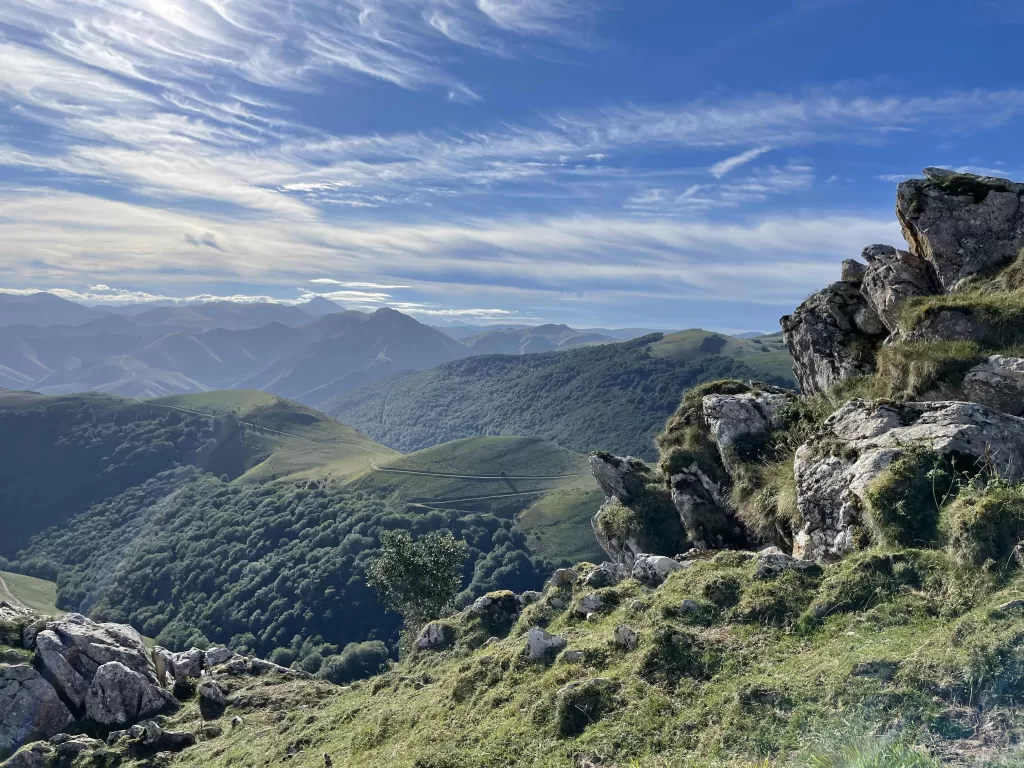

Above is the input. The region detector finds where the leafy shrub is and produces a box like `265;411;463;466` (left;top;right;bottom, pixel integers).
319;641;389;684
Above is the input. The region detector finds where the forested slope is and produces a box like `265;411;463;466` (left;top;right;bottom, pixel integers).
325;331;794;459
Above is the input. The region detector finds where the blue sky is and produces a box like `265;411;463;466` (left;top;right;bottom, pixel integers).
0;0;1022;332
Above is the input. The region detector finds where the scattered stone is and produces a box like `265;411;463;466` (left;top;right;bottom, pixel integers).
141;720;197;752
753;550;822;580
205;647;235;668
678;599;701;615
549;596;567;610
631;554;686;587
612;625;638;650
583;563;624;589
997;599;1024;612
414;622;455;652
793;399;1024;560
576;593;605;617
781;281;886;396
197;679;228;707
169;647;204;680
84;661;178;727
483;637;500;647
201;724;223;739
561;650;584;663
0;664;74;758
525;628;567;660
231;716;244;730
897;169;1024;291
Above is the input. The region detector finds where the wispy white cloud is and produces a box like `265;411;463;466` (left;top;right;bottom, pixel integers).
709;147;772;178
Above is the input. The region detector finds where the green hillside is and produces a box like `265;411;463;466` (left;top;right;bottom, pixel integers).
351;436;606;564
325;331;795;459
151;390;397;482
0;570;62;617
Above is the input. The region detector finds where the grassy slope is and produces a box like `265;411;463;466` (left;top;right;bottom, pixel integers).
650;329;793;382
350;436;605;564
151;390;397;482
131;549;1024;768
0;570;62;616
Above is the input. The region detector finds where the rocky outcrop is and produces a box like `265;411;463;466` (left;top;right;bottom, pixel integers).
963;356;1024;415
781;280;887;396
793;399;1024;560
667;467;745;551
588;453;652;503
589;454;690;565
860;244;940;333
0;666;73;759
83;662;177;727
702;390;794;474
897;168;1024;292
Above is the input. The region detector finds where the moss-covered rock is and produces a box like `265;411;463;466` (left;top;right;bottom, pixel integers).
942;479;1024;567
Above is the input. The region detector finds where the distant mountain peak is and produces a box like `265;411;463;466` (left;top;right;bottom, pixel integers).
300;296;345;316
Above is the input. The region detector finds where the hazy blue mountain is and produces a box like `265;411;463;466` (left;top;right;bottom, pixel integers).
0;292;103;327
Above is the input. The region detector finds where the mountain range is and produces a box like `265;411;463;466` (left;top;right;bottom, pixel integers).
0;293;663;403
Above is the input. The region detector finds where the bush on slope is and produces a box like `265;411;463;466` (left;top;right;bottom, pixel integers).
11;471;550;673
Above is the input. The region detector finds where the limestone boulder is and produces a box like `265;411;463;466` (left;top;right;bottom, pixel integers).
793;399;1024;560
414;622;455;652
0;665;73;759
963;356;1024;416
525;628;566;660
860;244;940;333
702;389;795;475
781;281;886;396
897;168;1024;291
83;662;177;727
631;554;687;587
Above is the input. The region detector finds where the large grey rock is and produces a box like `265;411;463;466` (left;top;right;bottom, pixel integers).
525;628;566;660
84;662;177;727
897;169;1024;292
0;664;74;758
841;259;866;282
902;307;995;345
702;390;794;474
631;554;686;587
667;465;746;551
793;399;1024;560
781;281;887;396
167;648;204;681
414;622;455;652
205;647;235;668
197;679;227;707
34;631;88;709
576;593;606;617
860;244;940;333
963;356;1024;416
588;453;654;504
583;563;626;589
38;614;155;691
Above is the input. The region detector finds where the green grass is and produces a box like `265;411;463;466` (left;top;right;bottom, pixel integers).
115;546;1024;768
151;390;397;483
518;488;607;565
0;570;62;616
650;330;794;384
350;436;604;562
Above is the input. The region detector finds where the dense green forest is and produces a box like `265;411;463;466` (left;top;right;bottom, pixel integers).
325;332;795;459
0;392;245;556
7;469;548;672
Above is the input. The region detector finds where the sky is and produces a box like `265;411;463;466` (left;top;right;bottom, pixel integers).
0;0;1022;332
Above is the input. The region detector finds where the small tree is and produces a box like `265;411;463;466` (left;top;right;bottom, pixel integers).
367;529;469;632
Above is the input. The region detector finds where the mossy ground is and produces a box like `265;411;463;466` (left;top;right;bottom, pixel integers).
121;548;1024;768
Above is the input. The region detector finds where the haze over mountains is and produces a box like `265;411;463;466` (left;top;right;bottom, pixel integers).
0;293;660;403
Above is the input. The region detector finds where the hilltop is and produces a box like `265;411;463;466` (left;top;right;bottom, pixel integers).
325;330;794;459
